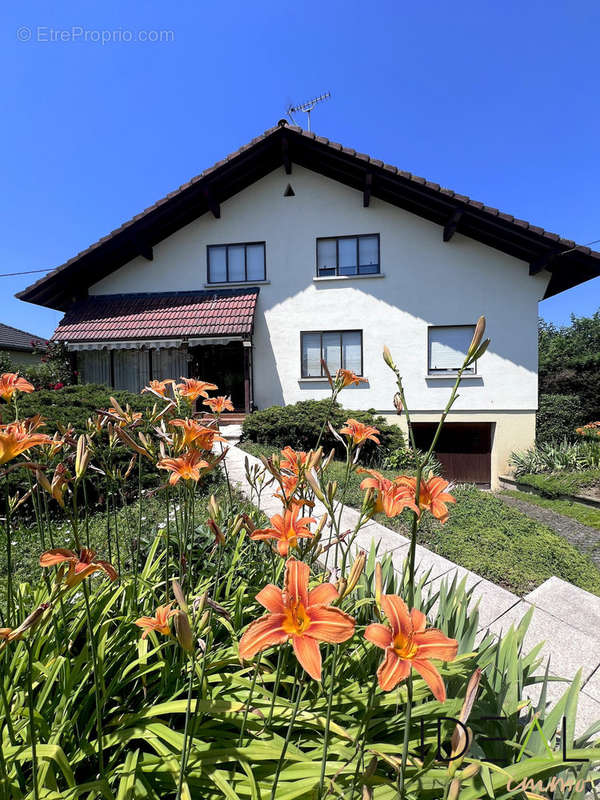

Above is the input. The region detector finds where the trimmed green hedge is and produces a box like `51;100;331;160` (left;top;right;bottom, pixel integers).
242;399;404;463
4;383;155;433
515;469;600;498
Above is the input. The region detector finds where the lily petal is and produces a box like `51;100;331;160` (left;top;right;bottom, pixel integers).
364;622;393;650
306;606;355;643
308;582;339;607
256;584;284;613
412;658;447;702
39;548;76;567
413;629;458;661
292;634;322;680
284;558;309;607
381;594;411;637
239;614;287;660
410;608;427;633
377;649;411;691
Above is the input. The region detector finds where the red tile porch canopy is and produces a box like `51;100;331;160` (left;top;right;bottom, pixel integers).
52;288;259;343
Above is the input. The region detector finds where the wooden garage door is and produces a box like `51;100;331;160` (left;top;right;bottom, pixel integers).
411;422;493;486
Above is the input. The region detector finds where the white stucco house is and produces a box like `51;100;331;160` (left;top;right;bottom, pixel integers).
17;123;600;488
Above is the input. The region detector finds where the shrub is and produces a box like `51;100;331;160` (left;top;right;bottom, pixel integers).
383;446;442;476
0;350;15;373
241;399;404;463
536;393;584;444
5;383;155;433
515;469;600;498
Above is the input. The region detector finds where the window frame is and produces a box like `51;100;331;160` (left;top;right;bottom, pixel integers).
427;324;477;376
206;241;266;284
300;329;364;379
315;234;380;277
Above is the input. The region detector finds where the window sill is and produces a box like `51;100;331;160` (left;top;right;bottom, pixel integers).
299;376;369;383
203;280;270;288
313;273;385;282
425;374;481;381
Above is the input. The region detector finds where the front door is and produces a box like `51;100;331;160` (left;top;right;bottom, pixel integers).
189;342;246;411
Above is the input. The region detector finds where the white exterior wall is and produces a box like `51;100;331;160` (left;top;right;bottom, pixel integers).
91;165;548;423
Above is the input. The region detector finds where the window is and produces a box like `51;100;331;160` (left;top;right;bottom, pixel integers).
428;325;476;374
301;330;363;378
207;242;266;283
316;234;380;276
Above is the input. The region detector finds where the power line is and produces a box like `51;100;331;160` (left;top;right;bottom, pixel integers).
0;268;50;278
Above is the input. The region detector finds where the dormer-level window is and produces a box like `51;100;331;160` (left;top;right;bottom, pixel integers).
207;242;266;284
316;234;380;277
428;325;477;374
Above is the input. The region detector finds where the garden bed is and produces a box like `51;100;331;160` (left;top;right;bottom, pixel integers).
502;470;600;503
239;442;600;596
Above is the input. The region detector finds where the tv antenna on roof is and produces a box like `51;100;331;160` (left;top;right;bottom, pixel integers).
287;92;331;132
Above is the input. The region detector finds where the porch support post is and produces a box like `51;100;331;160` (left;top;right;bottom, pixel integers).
243;343;252;413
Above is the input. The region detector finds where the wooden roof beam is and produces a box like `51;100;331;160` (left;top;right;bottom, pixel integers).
443;209;463;242
281;136;292;175
203;186;221;219
363;172;372;207
529;250;561;275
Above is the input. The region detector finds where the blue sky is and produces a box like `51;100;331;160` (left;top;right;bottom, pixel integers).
3;0;599;339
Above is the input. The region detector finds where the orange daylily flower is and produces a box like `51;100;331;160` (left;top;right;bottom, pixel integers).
273;473;300;504
239;557;355;680
0;420;51;465
339;418;380;446
169;419;225;451
203;395;234;414
36;463;70;508
399;475;456;524
157;450;211;485
358;469;419;518
142;379;174;397
175;378;218;402
365;594;458;700
336;369;367;389
280;446;309;476
134;603;176;638
0;373;35;402
250;504;316;556
40;547;118;587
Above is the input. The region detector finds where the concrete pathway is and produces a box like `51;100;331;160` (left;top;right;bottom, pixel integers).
499;492;600;568
223;444;600;735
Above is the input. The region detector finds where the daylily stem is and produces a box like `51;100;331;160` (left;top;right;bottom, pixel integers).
238;654;261;745
82;583;105;778
350;672;379;799
270;673;305;800
177;648;197;800
398;674;413;799
26;641;39;800
318;644;339;797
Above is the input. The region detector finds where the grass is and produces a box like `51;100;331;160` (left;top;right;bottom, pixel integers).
501;489;600;531
239;441;600;596
516;469;600;498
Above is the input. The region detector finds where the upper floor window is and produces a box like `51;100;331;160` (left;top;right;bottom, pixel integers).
301;330;363;378
207;242;266;284
428;325;476;374
316;234;380;277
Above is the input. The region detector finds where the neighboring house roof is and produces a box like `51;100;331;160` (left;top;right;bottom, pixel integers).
51;288;259;343
17;123;600;310
0;322;46;353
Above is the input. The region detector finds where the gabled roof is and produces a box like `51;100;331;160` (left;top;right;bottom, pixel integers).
52;288;259;343
17;123;600;310
0;322;46;352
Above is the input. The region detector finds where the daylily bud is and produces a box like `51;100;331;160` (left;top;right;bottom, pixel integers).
468;316;486;357
197;610;210;632
461;763;480;779
174;610;194;653
75;434;91;480
36;469;52;497
307;447;323;471
336;578;347;596
208;494;220;519
393;392;403;415
7;603;51;642
326;481;338;504
382;345;395;370
447;778;461;800
172;580;188;612
305;469;325;501
230;515;244;537
342;551;366;597
194;593;207;616
207;518;225;546
375;562;383;609
240;513;256;534
323;448;336;470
